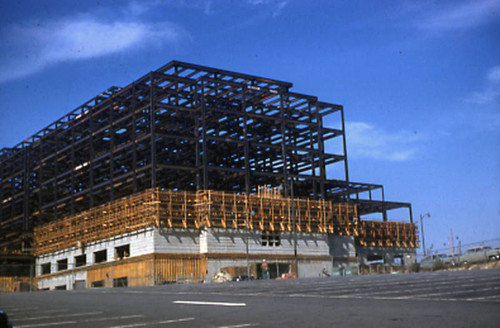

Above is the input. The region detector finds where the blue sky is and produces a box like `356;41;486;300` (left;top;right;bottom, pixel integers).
0;0;499;253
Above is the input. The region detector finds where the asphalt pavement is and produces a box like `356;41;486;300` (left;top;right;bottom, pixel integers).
1;268;499;327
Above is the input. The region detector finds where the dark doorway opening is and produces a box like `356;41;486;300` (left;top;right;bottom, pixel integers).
113;277;128;288
257;262;290;279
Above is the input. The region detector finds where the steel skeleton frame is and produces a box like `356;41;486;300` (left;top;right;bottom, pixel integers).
0;60;412;255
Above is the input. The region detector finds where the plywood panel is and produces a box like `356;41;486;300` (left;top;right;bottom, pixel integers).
86;256;206;287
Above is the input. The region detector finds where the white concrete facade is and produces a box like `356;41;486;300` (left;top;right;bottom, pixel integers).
35;227;416;290
200;228;330;256
37;228;156;276
200;228;333;279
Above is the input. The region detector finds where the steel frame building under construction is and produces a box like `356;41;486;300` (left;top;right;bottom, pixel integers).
0;61;417;290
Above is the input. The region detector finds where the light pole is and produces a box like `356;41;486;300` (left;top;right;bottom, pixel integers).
420;213;430;256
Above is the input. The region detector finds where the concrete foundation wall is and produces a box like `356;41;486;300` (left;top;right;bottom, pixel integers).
200;228;330;256
154;228;200;254
36;228;155;276
37;270;87;290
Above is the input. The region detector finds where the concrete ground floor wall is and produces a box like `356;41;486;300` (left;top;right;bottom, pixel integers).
36;253;205;290
37;269;87;291
205;254;334;280
33;227;418;290
35;253;338;290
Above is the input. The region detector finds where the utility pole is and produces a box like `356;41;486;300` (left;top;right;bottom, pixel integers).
420;213;430;256
450;228;454;255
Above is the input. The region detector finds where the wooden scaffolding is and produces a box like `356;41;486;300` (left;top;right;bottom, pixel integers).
33;188;417;256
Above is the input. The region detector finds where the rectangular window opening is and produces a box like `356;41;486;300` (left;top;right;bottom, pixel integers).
261;231;281;247
57;259;68;271
41;263;51;275
115;244;130;260
94;250;107;263
75;254;86;267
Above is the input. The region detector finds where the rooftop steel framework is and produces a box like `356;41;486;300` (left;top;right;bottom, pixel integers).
0;60;412;255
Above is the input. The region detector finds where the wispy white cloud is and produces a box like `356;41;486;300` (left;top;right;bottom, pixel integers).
0;17;186;83
345;122;423;162
460;65;500;131
415;0;500;31
247;0;288;17
465;65;500;105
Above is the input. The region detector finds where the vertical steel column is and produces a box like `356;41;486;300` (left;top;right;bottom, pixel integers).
89;110;95;208
280;91;298;275
132;95;138;193
9;155;14;223
22;145;29;247
109;98;115;201
280;91;288;194
340;106;350;199
242;87;250;194
150;72;157;189
317;111;326;198
52;140;58;219
201;79;208;189
37;144;43;221
195;83;201;189
308;102;317;198
382;186;387;221
70;121;75;214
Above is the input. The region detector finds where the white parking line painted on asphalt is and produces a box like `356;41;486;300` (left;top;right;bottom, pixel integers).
122;291;145;294
174;300;246;306
158;317;195;324
287;293;329;298
346;281;495;297
409;286;500;298
82;314;144;323
333;294;500;303
16;320;78;328
218;324;258;328
106;317;195;328
107;323;147;328
15;311;104;322
298;275;500;296
464;296;500;302
282;292;500;303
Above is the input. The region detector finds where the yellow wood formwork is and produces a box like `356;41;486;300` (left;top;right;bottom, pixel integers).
355;221;418;248
154;257;206;283
33;190;161;256
86;256;206;287
199;190;356;234
33;187;417;256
